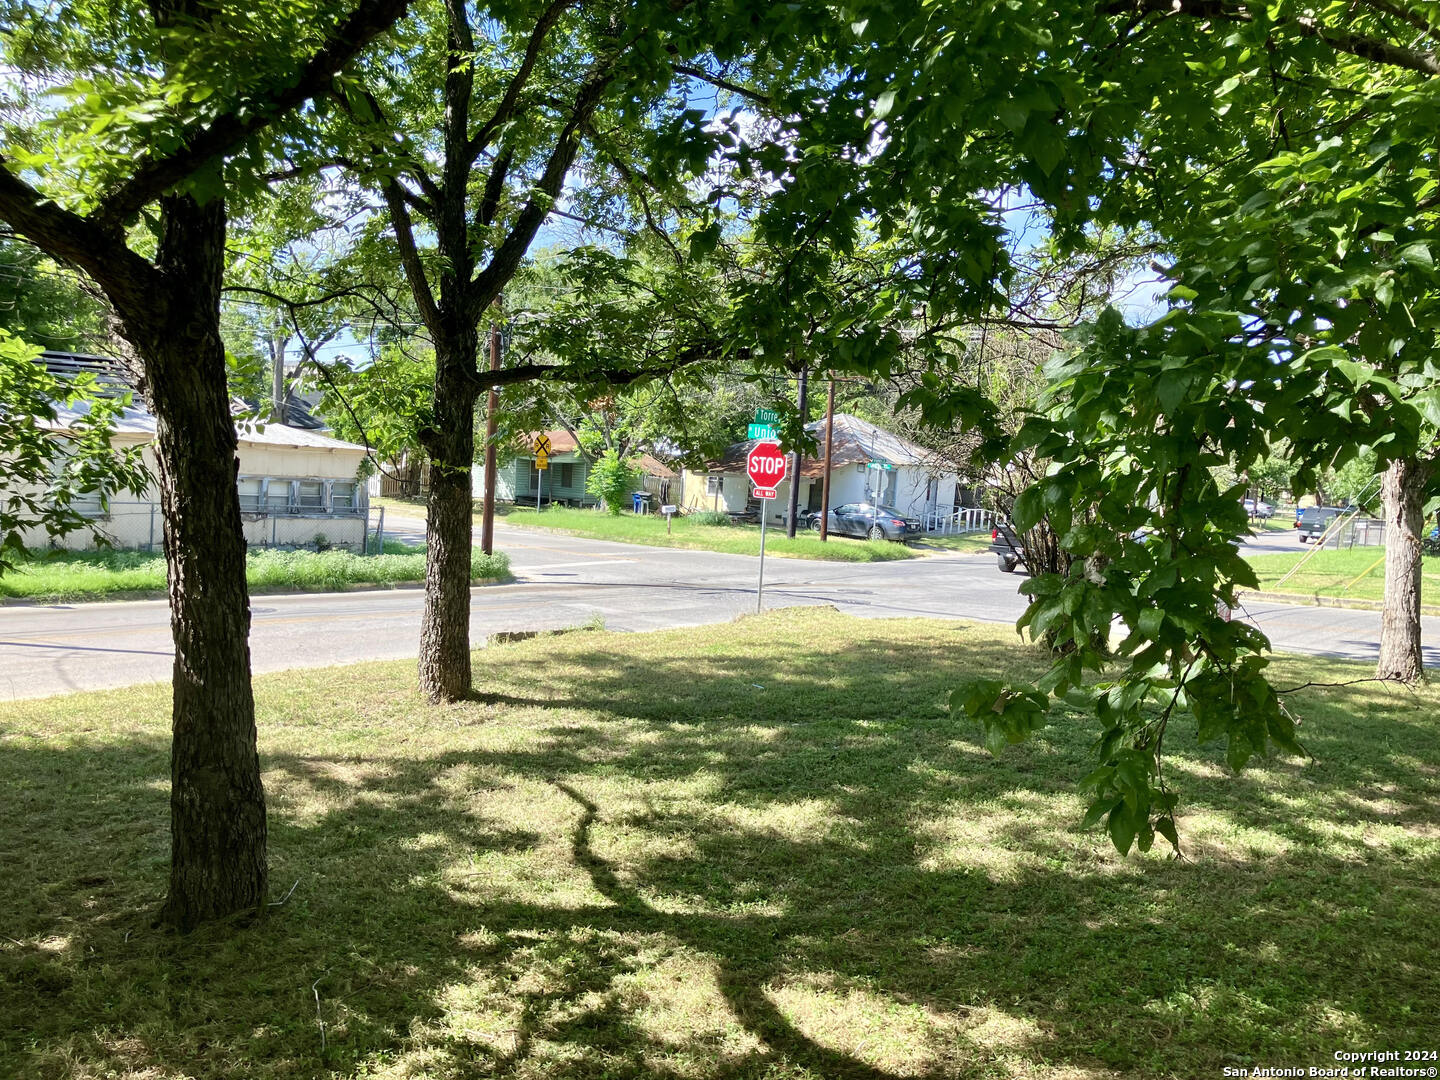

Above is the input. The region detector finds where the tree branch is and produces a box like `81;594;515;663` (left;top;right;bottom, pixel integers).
670;62;770;105
476;147;514;229
340;88;445;211
380;179;443;333
0;160;164;308
440;0;476;241
1297;15;1440;74
467;0;576;161
92;0;412;230
468;54;619;318
1107;0;1440;75
1357;0;1440;48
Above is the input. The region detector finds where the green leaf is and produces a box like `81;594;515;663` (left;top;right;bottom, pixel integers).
1108;805;1138;856
1082;796;1121;831
1399;242;1433;269
1012;486;1043;531
1156;816;1179;850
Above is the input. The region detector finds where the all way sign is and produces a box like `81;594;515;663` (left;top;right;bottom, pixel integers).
746;441;787;497
746;441;787;612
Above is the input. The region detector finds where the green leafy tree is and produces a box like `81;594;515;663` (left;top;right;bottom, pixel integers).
898;0;1440;855
0;0;408;928
313;342;436;488
0;330;149;570
0;241;110;352
585;450;638;514
316;0;1121;701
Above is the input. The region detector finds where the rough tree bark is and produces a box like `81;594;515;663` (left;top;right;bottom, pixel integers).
1377;455;1432;684
418;333;480;701
114;197;267;928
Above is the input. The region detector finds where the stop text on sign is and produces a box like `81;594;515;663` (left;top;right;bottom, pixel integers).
746;441;787;491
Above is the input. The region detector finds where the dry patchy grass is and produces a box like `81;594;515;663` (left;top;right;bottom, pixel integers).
1;609;1437;1079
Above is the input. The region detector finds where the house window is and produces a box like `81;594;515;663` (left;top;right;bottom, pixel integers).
263;478;293;512
528;462;540;491
332;481;357;514
297;481;324;510
706;475;724;496
237;478;263;513
251;477;357;515
70;489;105;517
559;462;575;489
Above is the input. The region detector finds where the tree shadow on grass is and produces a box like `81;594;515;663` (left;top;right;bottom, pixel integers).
1;613;1437;1078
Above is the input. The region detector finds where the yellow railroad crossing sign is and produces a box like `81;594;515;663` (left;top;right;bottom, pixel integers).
533;434;552;455
535;451;549;470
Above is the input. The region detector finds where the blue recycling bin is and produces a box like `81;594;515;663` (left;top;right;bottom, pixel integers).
631;492;646;513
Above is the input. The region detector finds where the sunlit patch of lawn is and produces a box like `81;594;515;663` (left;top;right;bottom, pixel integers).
494;506;917;562
1;609;1436;1078
1247;548;1440;604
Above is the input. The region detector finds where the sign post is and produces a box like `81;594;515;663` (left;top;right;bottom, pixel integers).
534;434;552;512
866;459;893;538
746;440;787;612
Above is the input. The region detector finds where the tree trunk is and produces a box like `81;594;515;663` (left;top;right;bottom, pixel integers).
418;337;480;702
112;195;266;930
1377;455;1431;684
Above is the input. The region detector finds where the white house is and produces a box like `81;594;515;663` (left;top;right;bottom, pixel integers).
680;413;963;526
23;352;371;552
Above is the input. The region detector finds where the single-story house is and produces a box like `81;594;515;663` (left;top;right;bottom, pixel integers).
680;413;963;527
24;352;371;552
473;429;677;508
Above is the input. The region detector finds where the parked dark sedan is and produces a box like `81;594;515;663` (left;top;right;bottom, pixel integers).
808;503;923;541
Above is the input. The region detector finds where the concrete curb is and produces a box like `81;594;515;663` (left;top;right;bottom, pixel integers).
1236;589;1440;617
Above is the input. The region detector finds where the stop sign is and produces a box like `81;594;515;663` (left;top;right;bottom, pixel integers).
746;440;787;496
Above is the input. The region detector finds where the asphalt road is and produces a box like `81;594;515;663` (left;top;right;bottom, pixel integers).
1;516;1435;700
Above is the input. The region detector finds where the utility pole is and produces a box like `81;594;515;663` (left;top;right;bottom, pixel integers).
819;376;835;540
480;303;501;555
785;366;809;538
270;323;287;422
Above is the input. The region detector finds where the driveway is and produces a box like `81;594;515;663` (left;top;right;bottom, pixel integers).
1;518;1434;699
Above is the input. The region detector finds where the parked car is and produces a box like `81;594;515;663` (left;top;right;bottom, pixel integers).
809;503;922;541
1243;498;1275;519
1295;506;1349;543
990;521;1026;573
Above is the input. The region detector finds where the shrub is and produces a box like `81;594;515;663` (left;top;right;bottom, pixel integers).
689;510;731;526
585;451;639;515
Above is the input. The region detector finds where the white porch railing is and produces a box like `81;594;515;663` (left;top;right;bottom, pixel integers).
923;507;999;535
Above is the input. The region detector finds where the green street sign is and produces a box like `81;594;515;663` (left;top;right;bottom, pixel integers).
753;408;778;425
866;460;894;471
748;423;777;439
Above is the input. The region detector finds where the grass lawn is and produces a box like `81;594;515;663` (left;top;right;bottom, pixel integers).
493;506;918;562
1246;547;1440;604
2;610;1435;1079
915;532;994;554
370;495;430;517
1248;513;1300;534
0;543;510;603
